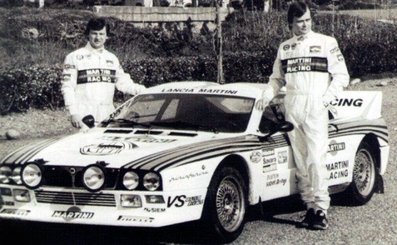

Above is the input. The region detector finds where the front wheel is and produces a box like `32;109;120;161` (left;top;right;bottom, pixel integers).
202;166;247;243
345;141;378;205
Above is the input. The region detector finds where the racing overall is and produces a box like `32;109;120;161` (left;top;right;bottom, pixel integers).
263;31;350;212
61;43;145;123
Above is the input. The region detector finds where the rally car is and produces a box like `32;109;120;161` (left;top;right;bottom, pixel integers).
0;82;389;242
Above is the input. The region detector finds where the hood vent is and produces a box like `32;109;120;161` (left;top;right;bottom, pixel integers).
134;130;163;135
104;129;133;134
168;132;197;137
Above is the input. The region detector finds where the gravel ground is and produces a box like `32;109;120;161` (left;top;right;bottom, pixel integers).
0;77;396;244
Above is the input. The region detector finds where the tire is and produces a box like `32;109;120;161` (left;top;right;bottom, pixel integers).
202;166;247;243
345;141;377;205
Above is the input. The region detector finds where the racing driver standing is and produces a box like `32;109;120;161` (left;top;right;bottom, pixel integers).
61;17;145;128
256;1;350;230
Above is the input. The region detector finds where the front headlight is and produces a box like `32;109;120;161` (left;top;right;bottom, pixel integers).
21;163;42;189
123;171;139;190
143;172;160;191
83;165;105;192
0;166;12;184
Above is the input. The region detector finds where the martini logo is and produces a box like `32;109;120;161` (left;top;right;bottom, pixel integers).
52;207;94;221
80;141;137;155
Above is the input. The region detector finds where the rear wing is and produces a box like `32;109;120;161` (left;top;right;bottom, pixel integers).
329;91;383;123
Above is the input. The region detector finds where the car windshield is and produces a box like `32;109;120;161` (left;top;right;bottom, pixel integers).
104;93;255;133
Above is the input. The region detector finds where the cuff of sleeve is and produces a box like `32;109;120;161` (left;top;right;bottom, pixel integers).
66;105;78;115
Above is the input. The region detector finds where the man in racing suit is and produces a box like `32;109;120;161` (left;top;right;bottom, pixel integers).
256;2;349;230
61;17;145;128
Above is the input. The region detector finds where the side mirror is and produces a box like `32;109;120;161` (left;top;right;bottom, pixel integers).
82;115;95;129
275;121;294;133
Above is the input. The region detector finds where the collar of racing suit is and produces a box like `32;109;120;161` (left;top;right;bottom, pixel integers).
293;30;314;42
84;42;106;54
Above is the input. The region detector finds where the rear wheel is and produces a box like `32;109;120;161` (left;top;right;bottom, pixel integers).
345;141;377;205
202;166;247;243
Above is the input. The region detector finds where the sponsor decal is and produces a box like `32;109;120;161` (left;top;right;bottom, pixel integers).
266;178;287;187
262;149;275;157
337;54;344;61
197;88;238;94
0;201;15;206
283;44;290;51
0;208;30;216
117;215;154;223
102;135;176;144
106;60;114;65
291;43;297;50
161;88;194;93
250;151;262;163
62;74;72;81
76;55;84;60
328;140;346;156
52;207;94;221
309;46;321;53
168;171;209;183
144;207;166;213
263;156;277;173
166;195;203;208
277;151;288;164
330;98;363;107
80;141;137;155
326;160;349;180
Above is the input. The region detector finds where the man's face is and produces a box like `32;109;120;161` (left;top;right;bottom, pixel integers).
88;27;108;49
291;8;312;36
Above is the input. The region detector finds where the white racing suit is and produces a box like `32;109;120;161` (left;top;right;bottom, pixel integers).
61;43;145;123
262;31;350;212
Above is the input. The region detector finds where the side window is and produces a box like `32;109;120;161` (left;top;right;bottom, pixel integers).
259;106;279;133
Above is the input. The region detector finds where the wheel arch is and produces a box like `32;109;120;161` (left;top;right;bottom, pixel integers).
361;133;384;193
216;154;250;191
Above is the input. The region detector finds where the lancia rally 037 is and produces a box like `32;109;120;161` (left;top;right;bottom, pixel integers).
0;82;389;242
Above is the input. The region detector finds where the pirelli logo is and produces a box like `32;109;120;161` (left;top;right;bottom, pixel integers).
281;57;328;73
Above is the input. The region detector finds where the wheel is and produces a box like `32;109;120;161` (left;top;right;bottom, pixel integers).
345;141;377;205
202;166;247;243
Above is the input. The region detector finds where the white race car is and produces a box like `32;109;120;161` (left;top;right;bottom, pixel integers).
0;82;389;242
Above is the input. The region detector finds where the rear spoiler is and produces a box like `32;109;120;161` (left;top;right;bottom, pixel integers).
329;91;382;123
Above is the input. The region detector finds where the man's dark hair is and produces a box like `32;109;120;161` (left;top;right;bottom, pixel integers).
287;1;310;29
84;17;111;36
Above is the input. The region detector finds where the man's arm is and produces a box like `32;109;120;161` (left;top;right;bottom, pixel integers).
114;58;146;95
61;54;80;128
323;38;350;105
256;47;286;110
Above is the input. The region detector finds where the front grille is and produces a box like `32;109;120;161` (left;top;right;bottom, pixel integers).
35;190;116;207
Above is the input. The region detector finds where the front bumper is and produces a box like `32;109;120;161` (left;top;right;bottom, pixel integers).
0;185;207;227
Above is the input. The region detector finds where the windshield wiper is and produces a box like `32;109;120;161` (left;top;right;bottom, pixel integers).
150;121;218;133
106;118;152;128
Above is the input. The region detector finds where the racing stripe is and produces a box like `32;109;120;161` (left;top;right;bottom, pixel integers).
124;134;288;171
329;124;388;143
1;137;63;165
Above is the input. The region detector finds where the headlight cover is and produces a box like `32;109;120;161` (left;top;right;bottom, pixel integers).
0;166;12;184
143;172;160;191
21;163;42;189
123;171;139;190
82;165;105;192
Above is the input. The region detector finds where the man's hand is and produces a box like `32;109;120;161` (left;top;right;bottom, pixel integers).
70;114;81;128
255;98;270;111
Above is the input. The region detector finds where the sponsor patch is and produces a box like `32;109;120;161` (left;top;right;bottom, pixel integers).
283;44;290;51
330;46;340;54
309;46;321;53
291;43;297;50
337;54;344;61
106;60;114;65
262;149;275;157
76;55;84;60
63;64;75;69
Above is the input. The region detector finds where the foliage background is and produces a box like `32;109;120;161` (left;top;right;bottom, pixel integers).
1;6;397;114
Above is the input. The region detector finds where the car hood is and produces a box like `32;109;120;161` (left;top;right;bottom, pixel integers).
2;128;259;171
